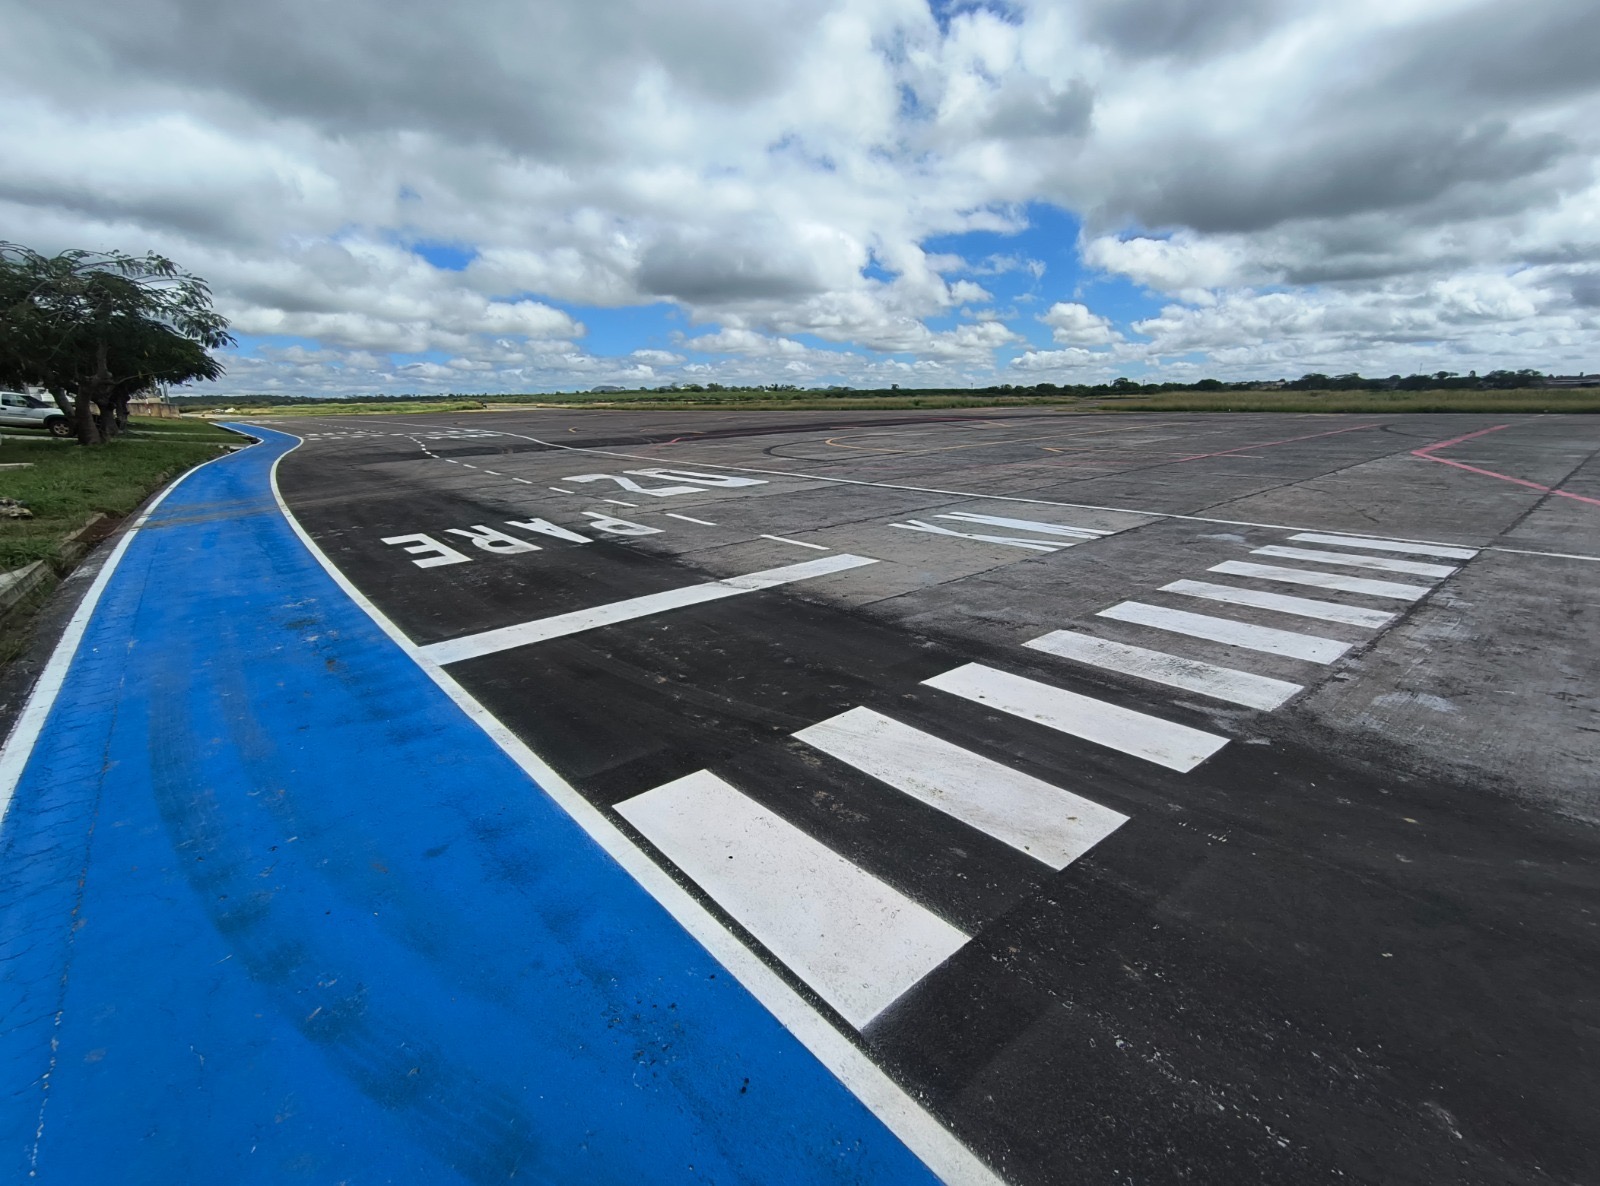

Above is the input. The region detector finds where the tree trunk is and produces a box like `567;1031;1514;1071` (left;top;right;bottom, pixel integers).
95;399;117;441
114;395;129;434
76;339;110;445
48;386;73;417
73;389;101;445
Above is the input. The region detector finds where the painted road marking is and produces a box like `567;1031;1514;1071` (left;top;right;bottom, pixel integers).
1024;630;1303;711
795;708;1128;870
1098;602;1351;664
420;554;879;664
1252;545;1457;580
1160;579;1397;629
616;770;968;1030
934;512;1109;540
1287;532;1477;560
268;434;1000;1186
1209;560;1431;601
666;513;718;526
924;663;1229;773
761;534;829;550
890;520;1063;552
549;486;574;493
601;499;639;507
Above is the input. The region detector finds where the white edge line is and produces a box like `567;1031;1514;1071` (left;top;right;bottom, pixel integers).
0;436;251;826
664;513;717;526
260;428;1001;1186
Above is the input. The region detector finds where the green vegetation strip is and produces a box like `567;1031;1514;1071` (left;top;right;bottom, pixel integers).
1088;388;1600;414
182;386;1600;418
0;420;236;570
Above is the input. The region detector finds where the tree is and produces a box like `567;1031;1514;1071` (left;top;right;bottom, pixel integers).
0;243;234;444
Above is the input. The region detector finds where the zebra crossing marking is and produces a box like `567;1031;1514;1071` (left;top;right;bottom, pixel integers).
617;770;969;1030
1207;560;1431;601
1251;545;1457;580
1287;532;1477;560
1159;579;1397;629
924;663;1230;773
1025;630;1304;711
795;707;1127;870
1097;602;1351;664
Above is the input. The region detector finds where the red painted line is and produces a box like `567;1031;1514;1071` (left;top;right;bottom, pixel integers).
1171;423;1380;462
1411;424;1600;507
1412;424;1512;456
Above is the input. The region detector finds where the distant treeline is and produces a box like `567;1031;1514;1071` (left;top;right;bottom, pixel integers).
168;368;1593;407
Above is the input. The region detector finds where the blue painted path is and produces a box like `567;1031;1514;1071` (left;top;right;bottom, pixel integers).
0;428;942;1184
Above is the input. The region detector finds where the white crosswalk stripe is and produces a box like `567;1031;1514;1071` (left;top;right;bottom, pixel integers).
1210;560;1431;600
1097;601;1352;664
924;662;1230;772
617;770;969;1029
795;708;1127;869
1287;532;1477;560
1024;630;1304;711
1159;579;1396;628
1251;545;1457;579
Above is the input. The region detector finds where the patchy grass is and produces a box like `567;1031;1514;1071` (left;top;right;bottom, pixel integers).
0;433;236;570
1090;388;1600;414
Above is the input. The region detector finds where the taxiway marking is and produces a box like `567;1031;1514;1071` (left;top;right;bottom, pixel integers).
617;770;969;1030
419;554;878;664
1160;580;1397;628
924;663;1229;773
1252;545;1457;580
1287;532;1477;560
1209;560;1431;600
1098;602;1351;664
795;708;1127;870
1024;631;1304;712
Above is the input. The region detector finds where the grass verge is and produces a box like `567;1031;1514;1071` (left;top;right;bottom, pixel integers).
0;431;235;570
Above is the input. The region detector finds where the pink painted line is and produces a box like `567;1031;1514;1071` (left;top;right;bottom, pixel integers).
1412;424;1600;508
1171;423;1380;462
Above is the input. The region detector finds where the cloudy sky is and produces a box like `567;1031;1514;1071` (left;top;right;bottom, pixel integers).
5;0;1598;395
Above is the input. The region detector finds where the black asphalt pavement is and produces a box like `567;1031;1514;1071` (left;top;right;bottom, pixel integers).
274;408;1600;1185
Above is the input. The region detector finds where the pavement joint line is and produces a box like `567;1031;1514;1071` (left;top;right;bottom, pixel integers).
260;426;1001;1186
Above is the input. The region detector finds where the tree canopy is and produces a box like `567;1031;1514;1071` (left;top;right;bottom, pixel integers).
0;243;233;443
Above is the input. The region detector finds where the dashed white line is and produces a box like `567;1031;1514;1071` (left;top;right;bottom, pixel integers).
421;553;879;664
795;707;1126;869
512;478;534;484
601;499;639;508
1024;630;1304;711
616;770;968;1030
1160;579;1396;629
665;513;717;526
924;663;1229;773
1098;601;1351;664
1209;560;1431;601
760;534;829;551
1251;545;1457;580
549;486;574;494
